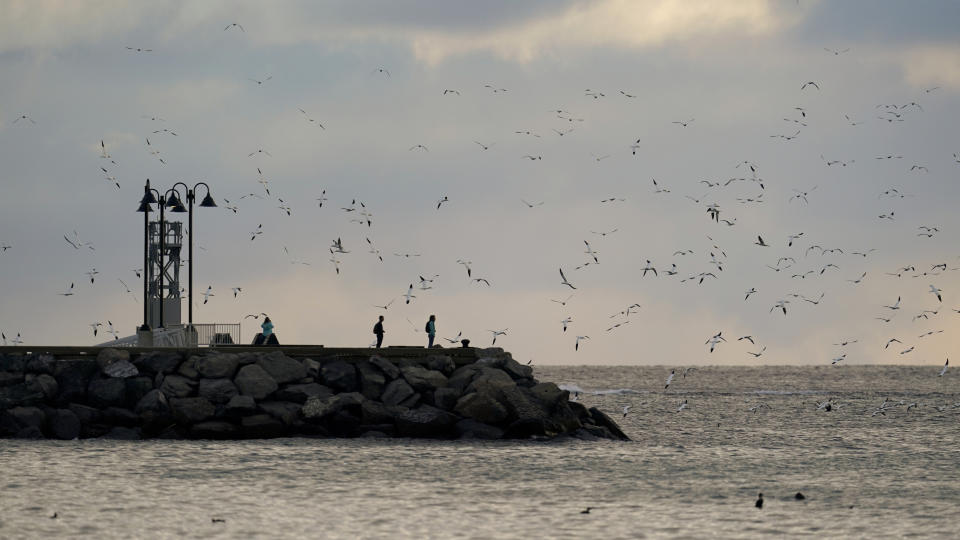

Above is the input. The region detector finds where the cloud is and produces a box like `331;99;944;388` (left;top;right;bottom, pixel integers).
900;44;960;91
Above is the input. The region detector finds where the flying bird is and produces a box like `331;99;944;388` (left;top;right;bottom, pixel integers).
801;81;820;90
559;268;576;289
574;335;589;351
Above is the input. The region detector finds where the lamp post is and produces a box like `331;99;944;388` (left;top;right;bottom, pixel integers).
171;181;217;328
160;188;188;328
137;180;160;331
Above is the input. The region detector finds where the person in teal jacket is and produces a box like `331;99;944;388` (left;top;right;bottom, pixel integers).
426;315;436;348
260;316;278;345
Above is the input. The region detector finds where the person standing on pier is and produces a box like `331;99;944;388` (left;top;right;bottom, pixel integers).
261;316;278;345
373;315;385;348
425;314;436;348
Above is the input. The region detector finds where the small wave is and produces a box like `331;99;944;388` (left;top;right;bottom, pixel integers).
752;390;822;396
558;383;645;396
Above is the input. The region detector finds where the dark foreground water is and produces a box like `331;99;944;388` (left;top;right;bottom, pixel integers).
1;365;958;539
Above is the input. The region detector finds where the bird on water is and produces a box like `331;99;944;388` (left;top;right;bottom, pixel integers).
755;493;764;508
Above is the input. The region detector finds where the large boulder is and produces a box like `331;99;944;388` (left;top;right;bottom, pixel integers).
133;352;182;376
401;365;448;392
0;353;27;372
0;381;46;408
101;407;140;427
0;371;24;387
87;377;127;408
135;389;169;417
100;427;141;440
588;407;630;441
190;421;238;439
368;355;400;380
396;405;458;438
125;377;154;404
433;387;460;411
196;354;240;379
256;351;307;384
159;374;196;398
103;359;138;379
274;383;332;404
240;415;285;438
356;360;386;400
529;382;567;409
25;354;56;375
198;378;240;404
30;374;59;400
8;406;45;429
465;368;515;394
301;358;321;378
224;395;258;417
47;409;81;440
360;400;399;425
69;403;103;426
258;401;302;425
455;419;505;440
301;392;365;422
454;391;509;425
426;355;456;375
321;360;357;392
96;348;130;371
445;365;480;394
169;397;216;424
177;357;200;379
234;364;278;400
381;378;416;406
54;358;99;403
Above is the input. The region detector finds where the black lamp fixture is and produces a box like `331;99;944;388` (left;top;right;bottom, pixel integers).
136;179;161;332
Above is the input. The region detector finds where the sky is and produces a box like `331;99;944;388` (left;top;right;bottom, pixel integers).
1;0;959;366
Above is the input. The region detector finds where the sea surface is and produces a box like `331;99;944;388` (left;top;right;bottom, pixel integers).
1;365;958;539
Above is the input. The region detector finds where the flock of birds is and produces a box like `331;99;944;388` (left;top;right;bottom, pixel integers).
0;24;957;383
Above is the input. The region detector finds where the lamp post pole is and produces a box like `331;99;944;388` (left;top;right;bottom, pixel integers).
137;180;160;332
171;182;215;329
158;193;166;328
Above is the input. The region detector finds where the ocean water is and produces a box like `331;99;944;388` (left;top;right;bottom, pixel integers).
1;365;958;539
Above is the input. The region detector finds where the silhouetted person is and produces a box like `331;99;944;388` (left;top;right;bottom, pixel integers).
755;493;764;509
373;315;385;348
254;316;278;345
425;314;436;348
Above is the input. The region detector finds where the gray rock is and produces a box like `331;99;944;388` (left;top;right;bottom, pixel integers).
234;364;278;400
446;365;480;394
499;386;549;424
190;421;238;439
0;411;18;436
135;389;169;418
321;360;357;392
301;392;365;421
30;374;59;400
359;430;390;438
0;353;27;372
224;395;258;417
103;359;139;379
102;407;139;426
381;378;416;406
426;355;456;375
48;409;81;440
54;358;99;402
133;352;182;375
100;426;141;440
529;382;566;408
16;426;45;439
275;383;332;404
8;406;45;428
465;367;515;394
196;353;240;379
25;354;56;375
240;414;284;438
401;365;448;392
433;387;460;411
96;348;130;371
301;358;321;378
455;419;505;440
360;400;399;424
169;397;216;424
396;405;458;438
0;381;46;408
124;377;154;404
368;355;400;379
68;403;102;425
356;360;386;400
257;351;307;384
177;357;200;379
159;374;196;398
500;357;533;380
258;401;302;425
454;391;509;425
588;407;630;441
0;371;24;387
399;392;421;408
87;377;127;407
198;378;240;404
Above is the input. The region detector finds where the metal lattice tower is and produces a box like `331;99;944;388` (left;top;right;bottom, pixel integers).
147;220;183;327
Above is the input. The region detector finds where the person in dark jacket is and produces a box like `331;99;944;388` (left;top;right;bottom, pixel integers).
373;315;385;348
426;314;436;348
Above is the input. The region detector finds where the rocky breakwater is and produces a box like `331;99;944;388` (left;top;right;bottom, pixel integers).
0;348;629;441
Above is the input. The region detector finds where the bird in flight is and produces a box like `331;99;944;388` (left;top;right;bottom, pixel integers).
824;47;850;56
755;236;769;247
224;23;245;32
672;118;694;127
409;144;429;152
939;358;949;377
574;335;589;351
561;317;573;332
297;108;325;129
930;285;943;302
13;114;36;124
404;284;416;304
559;268;576;289
665;369;675;389
489;328;508;345
248;76;272;85
801;81;820;90
436;196;449;209
203;286;214;304
475;141;494;150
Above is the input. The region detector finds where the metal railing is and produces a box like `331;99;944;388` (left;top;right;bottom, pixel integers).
192;323;241;346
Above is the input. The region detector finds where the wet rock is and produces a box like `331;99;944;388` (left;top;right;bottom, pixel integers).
100;426;141;440
28;374;59;400
426;355;455;375
177;357;200;379
401;365;448;392
125;377;154;404
102;407;140;427
396;405;458;438
588;407;630;441
356;360;386;400
103;359;139;379
96;348;130;371
190;421;238;439
455;419;505;440
0;354;27;372
433;387;460;411
274;383;331;404
25;354;56;375
454;391;509;424
0;371;24;387
465;368;514;393
198;378;240;404
87;377;127;408
224;395;258;417
8;406;45;429
360;400;398;425
257;401;301;425
446;365;480;394
302;392;365;422
257;351;307;384
529;382;566;408
321;360;357;392
381;378;415;406
159;374;196;398
234;364;278;400
301;358;321;378
133;352;182;376
196;353;240;379
69;403;102;426
240;414;284;438
135;389;169;416
53;358;98;403
16;426;45;439
48;408;81;440
368;355;400;380
169;397;216;424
